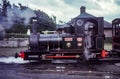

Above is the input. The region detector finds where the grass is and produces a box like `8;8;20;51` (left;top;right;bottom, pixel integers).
104;43;112;50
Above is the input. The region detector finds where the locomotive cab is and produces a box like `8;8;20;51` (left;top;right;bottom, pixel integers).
73;17;104;60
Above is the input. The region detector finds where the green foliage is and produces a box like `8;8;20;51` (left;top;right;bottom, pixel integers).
35;10;56;32
6;23;28;33
37;22;56;33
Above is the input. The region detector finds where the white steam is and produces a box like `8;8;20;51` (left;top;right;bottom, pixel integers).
1;3;36;29
0;57;29;64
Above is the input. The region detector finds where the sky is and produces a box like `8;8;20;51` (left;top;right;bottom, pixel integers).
1;0;120;23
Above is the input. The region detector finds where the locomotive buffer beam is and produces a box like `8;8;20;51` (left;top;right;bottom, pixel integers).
99;50;120;61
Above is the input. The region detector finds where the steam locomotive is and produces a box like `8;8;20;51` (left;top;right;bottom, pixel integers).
15;17;120;61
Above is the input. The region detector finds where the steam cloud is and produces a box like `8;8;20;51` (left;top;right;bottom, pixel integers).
0;57;29;64
0;1;36;30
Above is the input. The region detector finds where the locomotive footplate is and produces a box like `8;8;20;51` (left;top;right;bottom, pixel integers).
15;49;120;61
15;50;83;60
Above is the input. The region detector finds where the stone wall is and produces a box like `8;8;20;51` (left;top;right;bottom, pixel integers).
0;38;28;47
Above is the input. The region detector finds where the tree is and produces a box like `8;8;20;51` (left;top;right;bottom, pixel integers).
6;23;27;33
34;10;56;32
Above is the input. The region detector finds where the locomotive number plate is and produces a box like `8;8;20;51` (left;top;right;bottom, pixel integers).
64;38;73;41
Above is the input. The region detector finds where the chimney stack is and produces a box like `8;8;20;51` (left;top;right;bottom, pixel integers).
80;6;86;14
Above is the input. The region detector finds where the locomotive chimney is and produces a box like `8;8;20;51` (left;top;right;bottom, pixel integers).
80;6;86;14
31;17;38;34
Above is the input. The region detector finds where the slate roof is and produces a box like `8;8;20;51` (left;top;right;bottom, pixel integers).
57;6;112;29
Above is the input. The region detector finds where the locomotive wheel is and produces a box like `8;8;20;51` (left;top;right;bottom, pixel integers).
77;55;87;62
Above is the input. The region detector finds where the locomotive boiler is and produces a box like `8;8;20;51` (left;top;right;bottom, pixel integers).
15;17;106;61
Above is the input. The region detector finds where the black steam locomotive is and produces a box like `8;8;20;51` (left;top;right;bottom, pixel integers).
15;17;120;61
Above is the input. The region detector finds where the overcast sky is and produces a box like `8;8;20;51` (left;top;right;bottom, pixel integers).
3;0;120;23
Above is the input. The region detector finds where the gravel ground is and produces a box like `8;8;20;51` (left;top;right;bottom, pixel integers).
0;58;120;79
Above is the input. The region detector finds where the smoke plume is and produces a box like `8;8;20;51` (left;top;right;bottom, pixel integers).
0;1;36;30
